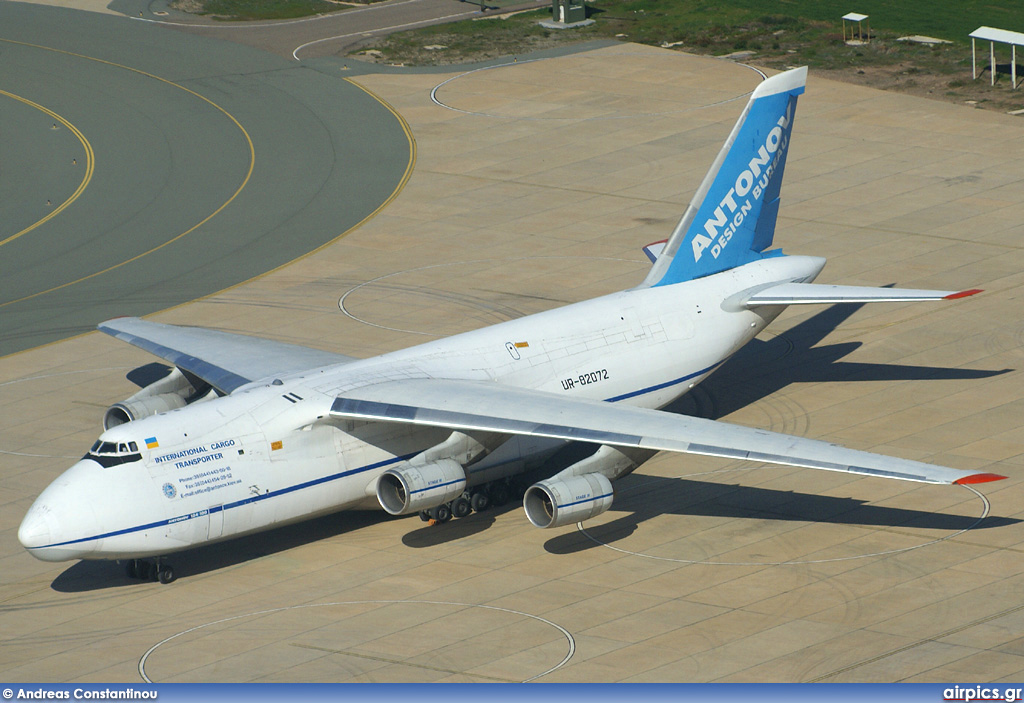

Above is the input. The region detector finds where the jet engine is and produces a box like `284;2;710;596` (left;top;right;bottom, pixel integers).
376;458;467;515
103;367;203;430
104;393;188;430
524;472;613;529
521;444;652;529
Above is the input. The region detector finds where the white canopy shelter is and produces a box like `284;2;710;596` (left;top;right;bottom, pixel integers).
970;26;1024;88
842;12;869;43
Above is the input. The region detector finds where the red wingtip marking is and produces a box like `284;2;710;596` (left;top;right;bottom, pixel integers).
644;239;669;248
944;289;983;300
954;473;1007;485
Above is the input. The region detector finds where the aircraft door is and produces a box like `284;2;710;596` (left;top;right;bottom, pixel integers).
165;508;210;545
209;505;224;539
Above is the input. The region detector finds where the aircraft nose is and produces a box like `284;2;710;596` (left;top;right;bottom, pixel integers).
18;501;53;551
19;461;103;562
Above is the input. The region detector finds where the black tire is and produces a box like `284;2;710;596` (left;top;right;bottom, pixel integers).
489;482;510;507
471;492;489;513
157;566;175;584
451;496;471;519
419;510;431;522
126;560;138;579
510;480;526;499
434;503;452;523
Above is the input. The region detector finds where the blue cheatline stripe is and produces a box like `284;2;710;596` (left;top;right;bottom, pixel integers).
557;492;613;509
603;361;722;403
29;451;419;550
409;477;465;496
31;362;726;553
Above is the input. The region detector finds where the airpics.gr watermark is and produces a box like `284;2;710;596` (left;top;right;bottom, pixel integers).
3;690;156;700
945;686;1024;702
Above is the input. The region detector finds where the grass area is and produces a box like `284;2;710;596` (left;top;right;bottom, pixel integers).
366;9;571;64
361;0;1024;60
351;0;1024;112
169;0;1024;110
583;0;1024;48
174;0;1024;35
170;0;352;21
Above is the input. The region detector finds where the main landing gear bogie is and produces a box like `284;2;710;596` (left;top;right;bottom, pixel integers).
419;479;519;525
126;558;175;584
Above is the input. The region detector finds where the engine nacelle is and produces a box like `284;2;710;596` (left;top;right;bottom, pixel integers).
523;472;613;529
376;458;467;515
103;367;199;430
104;393;188;430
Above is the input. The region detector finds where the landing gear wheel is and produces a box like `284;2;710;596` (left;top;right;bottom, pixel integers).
489;482;510;507
451;496;472;519
419;510;431;522
126;560;138;579
434;503;452;523
157;565;175;584
470;492;489;513
510;480;526;500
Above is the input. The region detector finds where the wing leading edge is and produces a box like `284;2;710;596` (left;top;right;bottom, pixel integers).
100;317;356;394
330;378;1005;486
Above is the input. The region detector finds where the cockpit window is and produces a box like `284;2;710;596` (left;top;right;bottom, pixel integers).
85;439;142;468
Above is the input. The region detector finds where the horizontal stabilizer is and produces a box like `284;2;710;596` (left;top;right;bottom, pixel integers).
643;240;667;264
331;378;1005;486
99;317;356;394
743;283;983;307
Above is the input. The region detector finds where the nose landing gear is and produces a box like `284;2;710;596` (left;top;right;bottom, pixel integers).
125;558;175;584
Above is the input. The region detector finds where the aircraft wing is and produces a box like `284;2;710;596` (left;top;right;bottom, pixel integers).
744;283;982;306
330;378;1005;486
99;317;356;394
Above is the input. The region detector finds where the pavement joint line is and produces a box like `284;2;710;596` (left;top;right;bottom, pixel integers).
289;642;516;681
0;38;256;311
417;169;697;205
577;476;994;566
338;255;636;334
0;584;51;606
0;89;94;248
782;218;1024;250
0;73;415;360
138;600;576;683
66;73;417;356
428;58;765;121
811;598;1024;682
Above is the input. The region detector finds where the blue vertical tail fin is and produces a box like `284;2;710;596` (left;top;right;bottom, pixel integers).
641;67;806;287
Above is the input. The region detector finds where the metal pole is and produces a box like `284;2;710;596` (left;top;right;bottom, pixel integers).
1014;44;1018;89
972;38;977;80
991;40;996;86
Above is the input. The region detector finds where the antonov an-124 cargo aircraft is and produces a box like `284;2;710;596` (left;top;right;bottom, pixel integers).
18;67;1006;583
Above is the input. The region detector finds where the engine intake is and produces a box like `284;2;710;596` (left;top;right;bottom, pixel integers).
103;367;200;430
524;472;613;529
376;458;466;515
104;393;188;429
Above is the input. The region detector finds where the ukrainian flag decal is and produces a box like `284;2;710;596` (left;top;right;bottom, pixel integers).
145;437;159;449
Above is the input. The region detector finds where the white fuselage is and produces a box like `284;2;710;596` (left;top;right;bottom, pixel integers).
19;255;824;562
